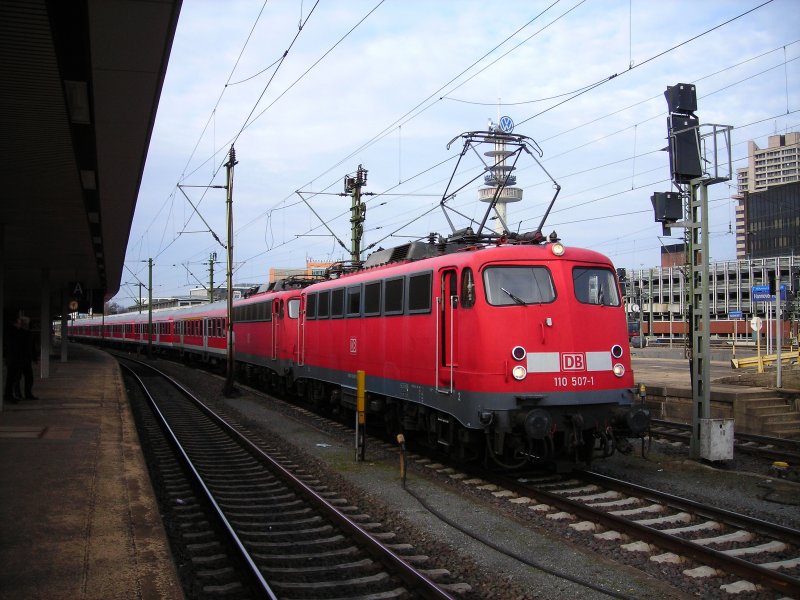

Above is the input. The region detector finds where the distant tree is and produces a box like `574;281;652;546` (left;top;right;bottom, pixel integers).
104;301;125;315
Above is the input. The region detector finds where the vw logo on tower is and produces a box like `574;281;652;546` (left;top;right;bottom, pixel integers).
499;115;514;133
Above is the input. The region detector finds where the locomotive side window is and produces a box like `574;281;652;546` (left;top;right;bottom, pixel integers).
384;277;404;315
306;293;317;319
364;282;381;316
317;290;330;318
256;301;269;321
331;288;344;318
572;267;620;306
408;272;432;313
346;286;361;317
483;266;555;306
264;300;273;321
461;268;476;308
287;298;300;319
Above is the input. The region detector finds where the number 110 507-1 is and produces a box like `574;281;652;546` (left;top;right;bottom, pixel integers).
553;376;595;387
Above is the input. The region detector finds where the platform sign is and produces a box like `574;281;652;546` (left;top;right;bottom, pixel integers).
752;284;786;302
728;310;743;319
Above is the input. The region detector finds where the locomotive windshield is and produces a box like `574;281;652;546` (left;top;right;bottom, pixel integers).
572;267;620;306
483;266;555;306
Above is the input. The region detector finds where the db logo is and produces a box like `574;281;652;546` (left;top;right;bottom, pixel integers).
349;337;357;354
561;352;586;371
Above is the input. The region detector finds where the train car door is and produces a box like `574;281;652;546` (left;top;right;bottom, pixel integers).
437;268;458;391
298;296;305;366
202;317;209;354
271;299;282;360
285;296;302;366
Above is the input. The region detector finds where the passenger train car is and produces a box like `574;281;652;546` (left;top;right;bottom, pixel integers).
68;236;650;468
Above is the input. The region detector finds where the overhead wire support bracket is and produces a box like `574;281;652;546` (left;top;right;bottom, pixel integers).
177;184;227;249
294;191;350;254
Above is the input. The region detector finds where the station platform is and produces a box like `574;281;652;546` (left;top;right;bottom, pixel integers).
0;344;182;600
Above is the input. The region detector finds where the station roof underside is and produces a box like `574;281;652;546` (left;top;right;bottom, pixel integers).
0;0;181;318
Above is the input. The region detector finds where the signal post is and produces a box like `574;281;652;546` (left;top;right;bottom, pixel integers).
652;83;732;460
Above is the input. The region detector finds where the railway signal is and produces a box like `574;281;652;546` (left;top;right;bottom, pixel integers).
654;83;733;461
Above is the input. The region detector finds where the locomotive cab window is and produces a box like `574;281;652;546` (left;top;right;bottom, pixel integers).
287;298;300;319
483;266;555;306
573;267;620;306
460;267;476;308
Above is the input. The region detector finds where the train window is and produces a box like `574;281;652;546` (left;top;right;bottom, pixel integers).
287;298;300;319
331;288;344;318
254;301;267;321
483;266;555;306
264;300;273;322
573;267;620;306
408;272;432;313
461;268;476;308
346;286;361;317
364;281;381;316
306;293;317;319
318;290;330;318
384;277;404;315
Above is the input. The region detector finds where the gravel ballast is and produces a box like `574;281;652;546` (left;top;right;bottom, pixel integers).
143;357;799;599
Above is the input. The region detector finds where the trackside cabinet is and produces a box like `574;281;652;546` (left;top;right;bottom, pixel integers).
699;418;734;461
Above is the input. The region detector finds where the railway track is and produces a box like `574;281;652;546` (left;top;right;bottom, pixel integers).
119;356;461;600
650;419;800;466
466;468;800;598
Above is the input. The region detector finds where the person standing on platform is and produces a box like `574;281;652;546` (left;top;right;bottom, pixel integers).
17;317;37;400
4;317;24;403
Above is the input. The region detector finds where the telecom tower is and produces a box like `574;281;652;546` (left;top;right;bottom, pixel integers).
480;118;523;235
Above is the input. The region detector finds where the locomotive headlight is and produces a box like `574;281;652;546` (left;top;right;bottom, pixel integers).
613;363;625;377
550;242;565;256
611;344;624;359
512;365;527;380
511;346;526;361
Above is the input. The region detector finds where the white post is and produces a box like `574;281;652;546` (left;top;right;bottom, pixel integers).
777;290;782;388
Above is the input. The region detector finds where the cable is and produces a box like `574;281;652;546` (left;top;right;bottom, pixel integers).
402;481;634;600
126;4;796;297
516;0;776;127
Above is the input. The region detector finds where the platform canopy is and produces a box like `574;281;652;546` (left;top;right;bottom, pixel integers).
0;0;181;318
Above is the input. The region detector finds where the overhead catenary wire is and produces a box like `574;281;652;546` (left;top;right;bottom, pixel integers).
124;1;796;298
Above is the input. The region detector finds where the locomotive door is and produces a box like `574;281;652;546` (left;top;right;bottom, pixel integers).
286;297;302;366
271;299;281;360
437;268;458;391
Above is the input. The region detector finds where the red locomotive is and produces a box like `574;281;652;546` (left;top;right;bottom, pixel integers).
68;127;650;467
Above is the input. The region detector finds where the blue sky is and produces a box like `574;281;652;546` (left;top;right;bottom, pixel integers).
116;0;799;304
